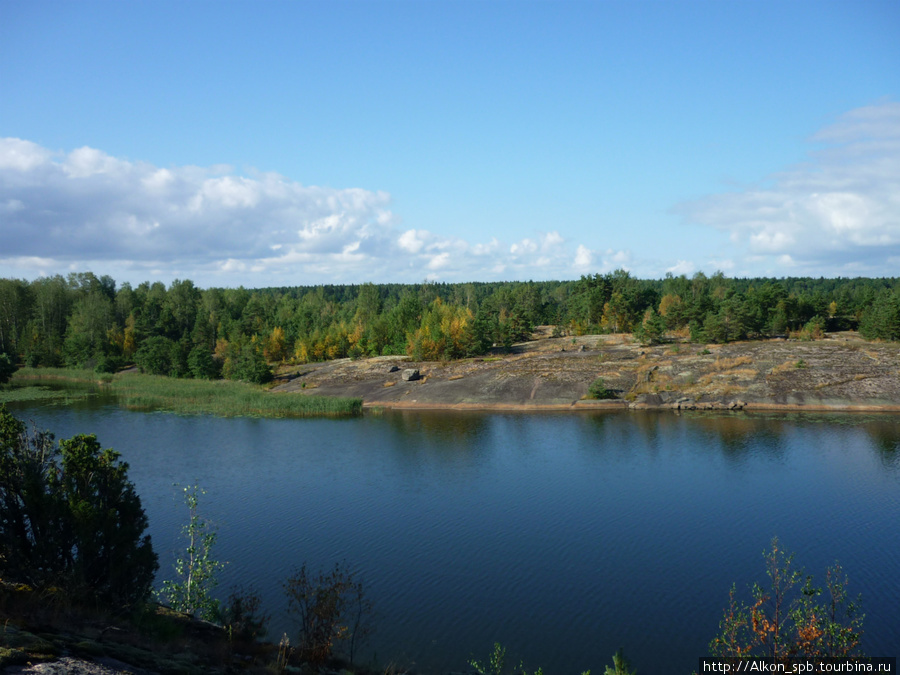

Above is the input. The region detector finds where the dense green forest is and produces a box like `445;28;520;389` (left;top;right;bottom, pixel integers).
1;271;900;384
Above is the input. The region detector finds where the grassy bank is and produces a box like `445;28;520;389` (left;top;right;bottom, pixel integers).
12;366;109;383
9;368;363;418
113;372;362;417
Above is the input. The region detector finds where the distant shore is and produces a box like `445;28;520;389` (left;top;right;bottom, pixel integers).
10;331;899;417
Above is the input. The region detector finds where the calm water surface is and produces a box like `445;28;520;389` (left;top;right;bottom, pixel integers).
9;397;900;673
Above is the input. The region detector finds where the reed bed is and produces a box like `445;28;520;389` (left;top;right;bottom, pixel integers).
14;366;106;383
11;368;362;418
0;385;92;404
111;373;362;418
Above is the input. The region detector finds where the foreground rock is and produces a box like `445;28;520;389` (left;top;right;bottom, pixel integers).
4;656;151;675
271;331;900;413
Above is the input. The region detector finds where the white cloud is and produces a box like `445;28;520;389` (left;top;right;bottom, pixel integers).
574;244;593;268
606;249;632;267
64;146;130;178
542;231;564;249
219;259;248;273
0;139;397;275
398;229;426;253
427;252;451;270
0;138;51;171
472;238;500;256
676;101;900;275
666;260;695;276
709;258;735;271
510;238;538;256
0;138;655;285
142;168;175;192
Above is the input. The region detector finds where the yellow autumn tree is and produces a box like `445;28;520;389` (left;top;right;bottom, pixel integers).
600;292;631;333
294;339;311;364
263;326;288;362
407;299;474;361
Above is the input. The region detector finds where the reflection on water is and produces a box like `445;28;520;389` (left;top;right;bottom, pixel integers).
866;424;900;470
9;398;900;674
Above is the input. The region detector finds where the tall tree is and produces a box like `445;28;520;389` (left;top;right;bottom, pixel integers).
64;291;114;366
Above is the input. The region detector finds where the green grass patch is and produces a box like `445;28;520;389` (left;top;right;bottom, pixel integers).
0;385;93;404
111;372;362;418
11;368;362;418
13;366;103;383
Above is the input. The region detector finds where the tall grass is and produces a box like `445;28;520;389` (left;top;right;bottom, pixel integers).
11;368;362;418
14;366;107;382
0;385;92;404
112;373;362;417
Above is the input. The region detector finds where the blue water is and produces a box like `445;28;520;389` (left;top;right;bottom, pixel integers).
9;399;900;672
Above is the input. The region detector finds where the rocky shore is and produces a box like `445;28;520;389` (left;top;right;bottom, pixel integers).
271;330;900;413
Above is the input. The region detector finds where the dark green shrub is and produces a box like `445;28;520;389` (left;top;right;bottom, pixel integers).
0;406;158;607
0;353;16;384
187;345;221;379
226;343;272;384
588;377;617;400
134;336;177;375
94;354;124;374
221;586;270;644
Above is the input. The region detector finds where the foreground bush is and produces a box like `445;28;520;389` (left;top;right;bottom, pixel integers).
0;405;158;607
284;562;373;664
469;642;632;675
588;377;617;400
711;538;863;658
158;485;225;621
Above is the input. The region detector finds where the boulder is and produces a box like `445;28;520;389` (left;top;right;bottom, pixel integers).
402;368;420;381
388;365;400;373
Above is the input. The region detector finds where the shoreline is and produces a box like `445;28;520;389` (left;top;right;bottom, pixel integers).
362;399;900;413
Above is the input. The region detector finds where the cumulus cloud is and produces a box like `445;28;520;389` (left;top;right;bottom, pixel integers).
0;138;52;172
510;238;538;256
0;138;627;284
398;229;426;254
666;260;695;276
574;244;593;268
0;139;396;270
676;101;900;275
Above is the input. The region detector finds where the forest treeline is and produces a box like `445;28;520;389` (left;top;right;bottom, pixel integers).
2;271;900;384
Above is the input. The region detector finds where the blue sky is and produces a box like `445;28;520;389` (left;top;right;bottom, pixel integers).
1;0;898;287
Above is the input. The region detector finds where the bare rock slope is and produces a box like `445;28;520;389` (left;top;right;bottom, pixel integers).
271;330;900;412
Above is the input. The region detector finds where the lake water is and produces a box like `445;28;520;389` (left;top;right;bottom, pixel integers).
7;396;900;673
